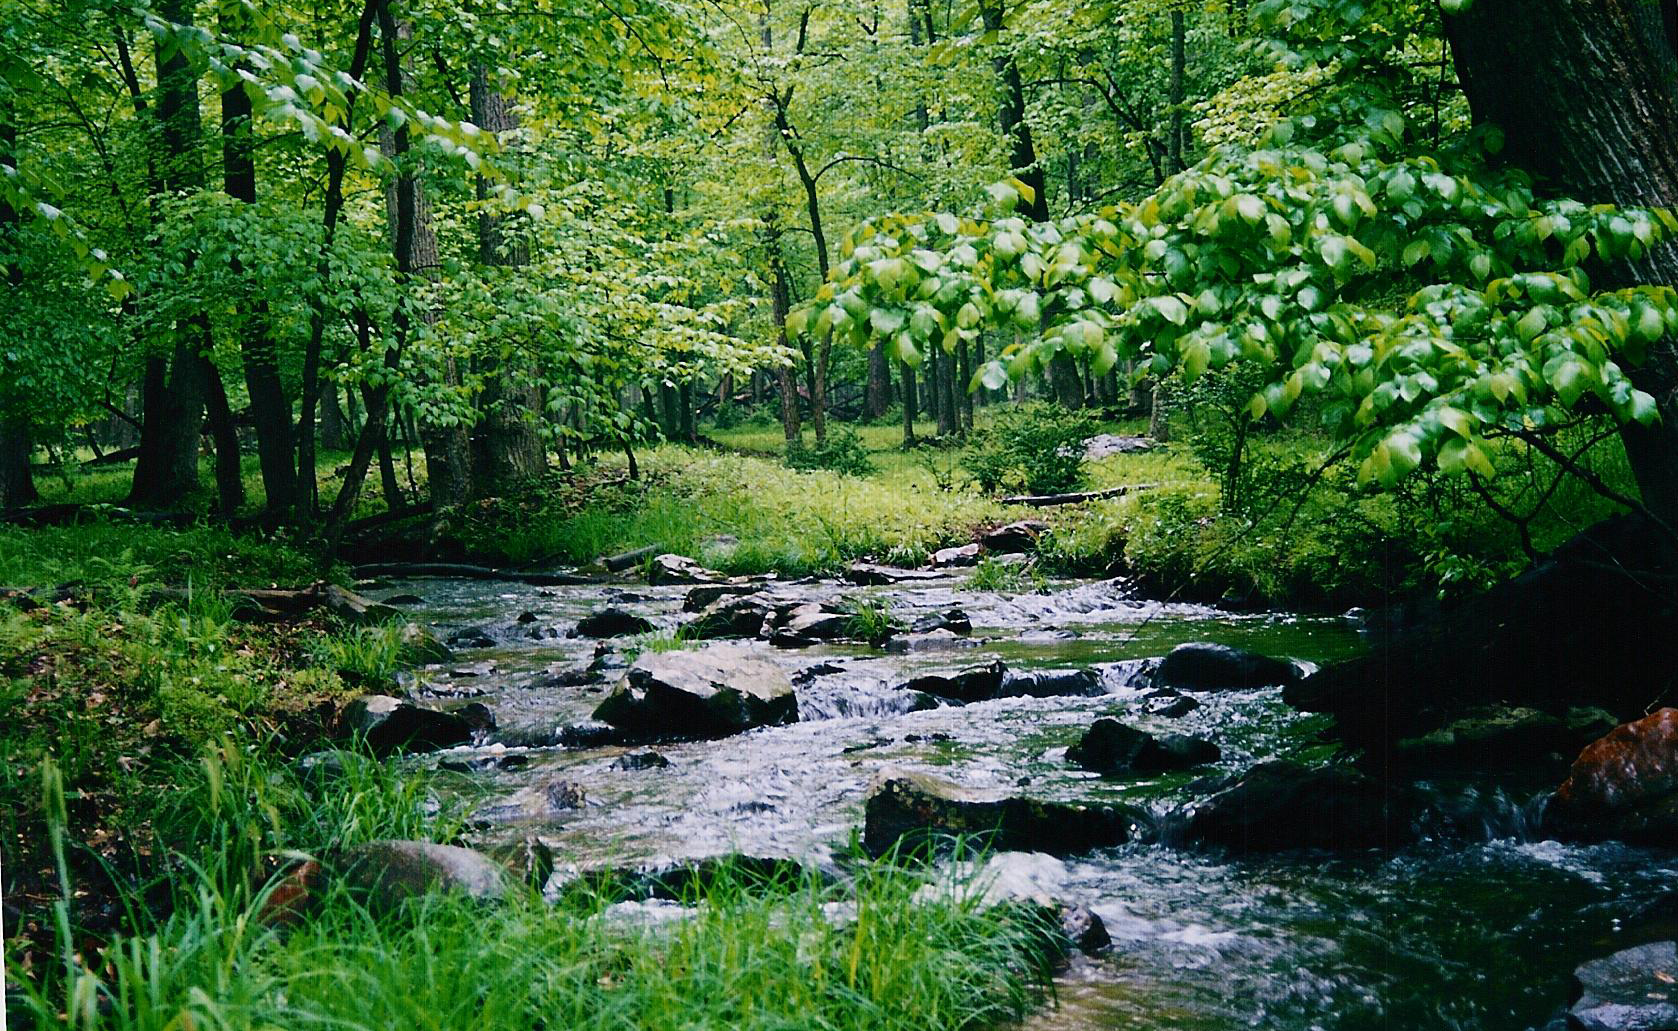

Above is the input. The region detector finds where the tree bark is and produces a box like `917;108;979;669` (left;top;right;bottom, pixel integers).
0;105;37;511
222;4;297;517
866;345;892;418
298;0;377;521
900;360;918;446
1169;8;1187;174
468;64;545;493
980;0;1049;221
129;0;209;509
1446;0;1678;528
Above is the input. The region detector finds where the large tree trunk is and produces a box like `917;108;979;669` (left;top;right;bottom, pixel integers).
1446;0;1678;529
222;7;297;518
866;345;892;418
769;224;802;445
468;65;545;494
129;0;208;509
1;107;36;511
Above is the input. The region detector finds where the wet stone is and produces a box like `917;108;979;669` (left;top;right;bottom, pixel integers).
862;768;1148;857
339;695;478;756
980;520;1051;554
999;667;1102;698
1067;718;1219;775
648;553;729;586
447;626;498;650
931;543;981;568
1177;761;1415;853
1546;708;1678;846
1154;641;1301;691
688;593;777;639
683;583;760;612
612;751;672;771
574;607;657;639
592;645;798;740
910;608;973;635
901;659;1008;704
335;841;507;908
1569;941;1678;1031
884;629;982;653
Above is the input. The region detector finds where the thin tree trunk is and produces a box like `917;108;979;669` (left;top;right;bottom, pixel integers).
957;341;973;433
900;360;918;447
1169;8;1187;174
299;0;377;521
1446;0;1678;528
937;348;959;437
320;381;348;450
200;351;245;516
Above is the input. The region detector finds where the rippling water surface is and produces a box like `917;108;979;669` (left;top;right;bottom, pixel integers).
372;570;1671;1031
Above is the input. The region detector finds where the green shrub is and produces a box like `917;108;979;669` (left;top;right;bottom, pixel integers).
963;403;1094;495
786;425;876;477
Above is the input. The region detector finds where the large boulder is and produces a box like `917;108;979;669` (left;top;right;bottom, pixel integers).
574;608;656;638
1285;515;1678;760
1177;761;1415;852
1084;433;1154;459
648;553;728;586
1066;719;1219;775
980;520;1051;554
862;768;1147;857
592;645;797;739
687;593;777;639
336;840;508;906
763;602;851;647
845;562;946;586
1154;642;1301;692
683;583;760;612
1545;709;1678;845
909;609;972;635
884;629;980;653
1393;705;1617;777
901;659;1008;704
930;543;981;568
339;695;481;755
1569;941;1678;1031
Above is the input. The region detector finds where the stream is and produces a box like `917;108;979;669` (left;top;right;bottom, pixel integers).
368;569;1675;1031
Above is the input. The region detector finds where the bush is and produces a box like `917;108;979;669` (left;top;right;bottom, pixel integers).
786;425;876;477
964;403;1094;496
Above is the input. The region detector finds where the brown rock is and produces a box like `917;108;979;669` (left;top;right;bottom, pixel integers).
1547;708;1678;845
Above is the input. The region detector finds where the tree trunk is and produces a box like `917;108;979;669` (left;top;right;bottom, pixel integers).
468;64;545;494
936;349;959;436
129;0;208;509
1049;351;1084;408
0;106;36;511
1169;8;1187;174
299;0;377;521
221;3;296;518
1445;0;1678;528
980;0;1049;221
770;227;802;446
957;341;974;432
0;417;37;511
320;381;349;450
200;352;245;516
900;360;918;446
866;345;892;418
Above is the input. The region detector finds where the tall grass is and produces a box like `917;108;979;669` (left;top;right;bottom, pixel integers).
10;752;1052;1031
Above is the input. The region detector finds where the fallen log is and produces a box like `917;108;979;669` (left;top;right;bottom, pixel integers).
0;504;198;528
998;483;1160;507
599;545;661;572
350;562;599;586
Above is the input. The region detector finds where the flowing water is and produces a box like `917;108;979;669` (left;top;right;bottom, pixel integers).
371;570;1675;1031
